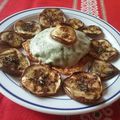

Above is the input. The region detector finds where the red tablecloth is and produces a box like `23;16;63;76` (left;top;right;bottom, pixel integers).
0;0;120;120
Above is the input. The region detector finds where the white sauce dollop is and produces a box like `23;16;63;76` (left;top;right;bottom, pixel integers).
30;28;91;67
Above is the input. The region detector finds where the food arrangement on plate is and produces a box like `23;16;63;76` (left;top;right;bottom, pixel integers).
0;8;119;104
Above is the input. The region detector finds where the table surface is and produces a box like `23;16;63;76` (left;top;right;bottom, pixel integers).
0;0;120;120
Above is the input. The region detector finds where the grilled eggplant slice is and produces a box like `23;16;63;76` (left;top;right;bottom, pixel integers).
83;25;103;38
89;39;118;61
51;25;77;45
66;18;85;30
63;72;103;103
39;8;67;28
0;48;29;76
53;65;83;76
14;20;41;39
21;64;61;96
0;31;23;48
90;60;119;80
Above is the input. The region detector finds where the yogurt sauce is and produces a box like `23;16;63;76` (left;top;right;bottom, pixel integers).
30;28;91;67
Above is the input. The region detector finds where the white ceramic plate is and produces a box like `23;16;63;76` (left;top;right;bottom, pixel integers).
0;7;120;115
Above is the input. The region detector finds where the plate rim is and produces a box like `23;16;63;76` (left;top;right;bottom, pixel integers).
0;83;120;115
0;7;120;34
0;7;120;115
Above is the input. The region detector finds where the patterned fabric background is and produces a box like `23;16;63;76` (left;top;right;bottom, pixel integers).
0;0;120;120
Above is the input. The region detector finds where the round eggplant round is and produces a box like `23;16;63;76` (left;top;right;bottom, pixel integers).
89;39;119;61
51;24;77;45
83;25;103;38
89;60;120;80
14;20;41;39
0;48;30;76
66;18;85;30
63;72;103;104
21;64;62;96
39;8;67;28
0;31;23;48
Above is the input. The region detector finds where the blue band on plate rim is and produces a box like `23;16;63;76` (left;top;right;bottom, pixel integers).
4;71;120;100
0;7;120;111
0;84;120;110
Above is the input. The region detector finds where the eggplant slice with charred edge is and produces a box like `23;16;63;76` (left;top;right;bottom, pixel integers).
14;20;41;39
39;8;67;28
51;24;77;45
21;64;61;96
0;31;23;48
66;18;85;30
83;25;103;38
0;48;29;76
63;72;103;104
89;60;119;80
89;39;118;61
